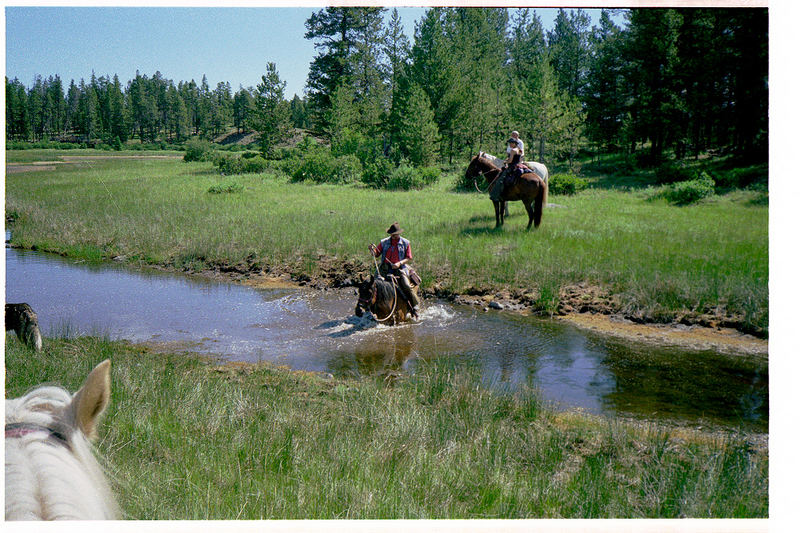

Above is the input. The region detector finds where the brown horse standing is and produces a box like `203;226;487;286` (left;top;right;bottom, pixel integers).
465;154;546;229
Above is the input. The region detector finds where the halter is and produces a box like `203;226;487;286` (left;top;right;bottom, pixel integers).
6;422;69;447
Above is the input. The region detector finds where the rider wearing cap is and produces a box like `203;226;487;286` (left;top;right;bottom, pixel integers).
369;222;421;318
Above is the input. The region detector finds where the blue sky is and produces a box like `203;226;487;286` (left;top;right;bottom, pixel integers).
5;6;625;98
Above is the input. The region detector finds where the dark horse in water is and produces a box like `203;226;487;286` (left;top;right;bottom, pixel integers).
465;152;548;229
355;274;414;326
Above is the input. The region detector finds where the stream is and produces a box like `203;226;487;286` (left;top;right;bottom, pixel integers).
5;245;768;432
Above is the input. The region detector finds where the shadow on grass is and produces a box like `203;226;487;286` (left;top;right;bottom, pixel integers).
460;225;510;237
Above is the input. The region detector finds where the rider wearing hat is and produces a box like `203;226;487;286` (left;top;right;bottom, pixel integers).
491;139;525;201
369;222;421;318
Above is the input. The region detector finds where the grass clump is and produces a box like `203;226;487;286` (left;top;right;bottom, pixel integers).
5;334;768;519
207;181;244;194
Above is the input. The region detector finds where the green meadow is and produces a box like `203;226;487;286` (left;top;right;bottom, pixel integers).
5;149;768;335
5;335;768;519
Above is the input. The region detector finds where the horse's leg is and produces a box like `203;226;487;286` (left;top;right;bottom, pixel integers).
504;202;510;217
523;200;535;230
493;201;502;227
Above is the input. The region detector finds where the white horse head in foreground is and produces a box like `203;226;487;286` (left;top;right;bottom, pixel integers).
5;359;119;520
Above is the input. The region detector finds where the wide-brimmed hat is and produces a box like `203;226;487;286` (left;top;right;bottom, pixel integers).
386;222;403;235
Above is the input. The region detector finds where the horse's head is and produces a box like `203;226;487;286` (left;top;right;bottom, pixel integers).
5;359;119;520
355;274;377;317
466;153;499;186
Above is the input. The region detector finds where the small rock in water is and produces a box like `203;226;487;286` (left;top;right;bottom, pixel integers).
489;301;504;310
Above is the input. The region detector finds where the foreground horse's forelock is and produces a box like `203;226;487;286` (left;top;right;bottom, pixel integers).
5;360;119;520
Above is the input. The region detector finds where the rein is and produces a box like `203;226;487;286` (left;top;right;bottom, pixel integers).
472;158;502;193
6;423;69;447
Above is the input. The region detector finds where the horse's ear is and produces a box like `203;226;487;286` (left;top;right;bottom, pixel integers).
369;274;374;283
71;359;111;441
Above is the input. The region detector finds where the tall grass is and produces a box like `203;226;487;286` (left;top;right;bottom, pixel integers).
5;334;768;519
5;150;768;333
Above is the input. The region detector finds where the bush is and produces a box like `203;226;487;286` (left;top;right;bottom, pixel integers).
386;164;441;190
361;156;394;188
386;164;419;190
663;172;715;205
549;173;588;196
184;139;214;162
291;150;362;184
213;154;270;175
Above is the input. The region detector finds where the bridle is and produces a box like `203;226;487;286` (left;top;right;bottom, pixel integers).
470;156;502;193
6;422;70;447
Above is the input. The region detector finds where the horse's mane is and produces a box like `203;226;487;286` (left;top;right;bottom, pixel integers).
375;277;396;304
479;152;504;168
5;384;119;520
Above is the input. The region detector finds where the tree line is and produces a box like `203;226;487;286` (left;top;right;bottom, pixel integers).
6;7;767;166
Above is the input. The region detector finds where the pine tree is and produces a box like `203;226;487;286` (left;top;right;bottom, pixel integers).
304;7;386;131
547;8;591;100
249;62;291;158
233;88;253;134
585;10;626;151
109;75;127;142
394;79;440;166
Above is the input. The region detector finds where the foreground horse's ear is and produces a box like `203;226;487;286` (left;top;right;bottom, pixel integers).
369;274;374;283
71;359;112;440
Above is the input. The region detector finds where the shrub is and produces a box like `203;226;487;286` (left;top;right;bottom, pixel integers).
208;181;244;194
386;164;440;190
419;166;441;186
549;173;588;196
386;164;419;190
334;154;363;184
184;139;214;162
242;156;269;174
361;156;394;188
291;149;336;183
213;153;244;175
213;154;270;175
663;172;715;205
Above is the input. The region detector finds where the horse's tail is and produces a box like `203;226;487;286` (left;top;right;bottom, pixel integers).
542;177;549;206
534;182;544;228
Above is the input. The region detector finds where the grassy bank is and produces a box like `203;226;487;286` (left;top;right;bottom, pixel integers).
4;334;768;519
5;149;768;335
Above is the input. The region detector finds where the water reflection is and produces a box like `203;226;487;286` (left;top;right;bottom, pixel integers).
5;246;767;431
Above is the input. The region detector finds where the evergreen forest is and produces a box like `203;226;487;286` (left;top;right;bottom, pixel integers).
6;7;768;170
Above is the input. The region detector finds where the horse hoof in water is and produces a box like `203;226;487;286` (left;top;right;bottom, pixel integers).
5;303;43;352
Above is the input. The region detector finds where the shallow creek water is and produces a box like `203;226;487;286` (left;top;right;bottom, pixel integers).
5;246;767;432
